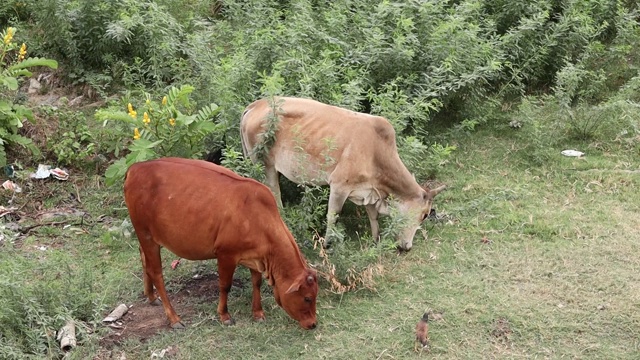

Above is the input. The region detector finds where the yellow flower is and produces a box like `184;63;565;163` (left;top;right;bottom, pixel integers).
133;128;141;140
145;98;151;106
127;103;137;119
169;118;176;126
143;112;151;124
162;96;167;106
4;27;15;45
18;43;26;61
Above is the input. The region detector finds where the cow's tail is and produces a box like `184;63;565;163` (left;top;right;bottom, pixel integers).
240;108;251;159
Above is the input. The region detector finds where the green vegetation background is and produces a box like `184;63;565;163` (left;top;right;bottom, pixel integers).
0;0;639;358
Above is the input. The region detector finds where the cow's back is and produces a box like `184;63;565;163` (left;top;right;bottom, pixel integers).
124;158;280;260
241;97;402;186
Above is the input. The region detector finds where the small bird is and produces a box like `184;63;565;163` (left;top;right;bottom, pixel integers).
415;312;429;351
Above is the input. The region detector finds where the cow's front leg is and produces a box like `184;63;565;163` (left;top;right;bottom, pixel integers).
365;204;380;241
325;187;348;247
250;269;265;321
216;259;237;325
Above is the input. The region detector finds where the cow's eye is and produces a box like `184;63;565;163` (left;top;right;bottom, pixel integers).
304;297;312;303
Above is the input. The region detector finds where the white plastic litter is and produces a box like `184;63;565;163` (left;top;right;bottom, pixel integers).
561;150;584;157
30;164;69;180
31;164;51;179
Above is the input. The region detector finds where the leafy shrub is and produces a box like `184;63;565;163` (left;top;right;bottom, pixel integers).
23;0;189;89
44;108;98;167
96;85;222;185
280;185;330;247
220;147;265;182
398;136;456;180
0;26;57;166
510;96;564;166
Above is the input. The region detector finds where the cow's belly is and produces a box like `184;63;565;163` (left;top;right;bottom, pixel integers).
274;150;330;186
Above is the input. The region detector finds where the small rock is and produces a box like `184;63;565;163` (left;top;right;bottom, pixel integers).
68;95;84;107
28;78;41;94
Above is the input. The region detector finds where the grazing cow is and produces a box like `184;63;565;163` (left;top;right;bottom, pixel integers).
124;157;318;330
240;97;445;251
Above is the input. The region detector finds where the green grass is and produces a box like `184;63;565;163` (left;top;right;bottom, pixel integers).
2;124;640;359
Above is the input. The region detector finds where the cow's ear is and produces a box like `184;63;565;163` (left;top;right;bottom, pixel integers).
430;185;446;197
286;279;302;294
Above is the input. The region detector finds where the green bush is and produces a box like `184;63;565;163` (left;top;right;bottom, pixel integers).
21;0;188;89
96;85;222;185
0;26;57;166
44;107;98;167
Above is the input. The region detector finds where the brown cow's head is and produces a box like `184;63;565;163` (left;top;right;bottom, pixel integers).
274;268;318;330
396;184;446;251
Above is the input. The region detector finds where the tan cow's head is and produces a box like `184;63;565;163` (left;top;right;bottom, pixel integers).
274;268;318;329
396;184;446;251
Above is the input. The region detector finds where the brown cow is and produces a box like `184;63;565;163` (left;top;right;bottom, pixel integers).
124;157;318;329
240;97;445;251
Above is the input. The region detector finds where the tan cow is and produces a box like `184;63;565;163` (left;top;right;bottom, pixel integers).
124;158;318;329
240;97;445;251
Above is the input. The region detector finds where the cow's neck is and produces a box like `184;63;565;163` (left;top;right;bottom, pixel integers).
377;157;423;200
264;229;307;287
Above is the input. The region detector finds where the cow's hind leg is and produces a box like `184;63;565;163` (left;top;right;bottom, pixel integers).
325;186;349;248
216;258;237;325
139;246;161;306
140;239;185;329
265;163;283;207
250;269;265;321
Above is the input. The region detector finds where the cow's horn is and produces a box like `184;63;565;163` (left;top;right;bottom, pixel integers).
307;275;314;284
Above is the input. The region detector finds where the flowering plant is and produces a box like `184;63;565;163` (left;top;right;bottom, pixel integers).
0;27;58;165
97;85;221;185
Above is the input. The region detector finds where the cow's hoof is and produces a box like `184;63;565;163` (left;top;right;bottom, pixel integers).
150;299;162;306
254;316;266;322
171;321;186;330
222;318;236;326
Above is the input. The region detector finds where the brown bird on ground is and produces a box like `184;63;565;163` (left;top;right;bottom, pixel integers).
415;312;429;351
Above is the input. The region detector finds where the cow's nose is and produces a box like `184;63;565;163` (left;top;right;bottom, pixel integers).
309;322;317;330
397;243;412;252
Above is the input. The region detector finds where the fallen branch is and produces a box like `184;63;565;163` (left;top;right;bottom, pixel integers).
18;220;72;234
313;235;382;294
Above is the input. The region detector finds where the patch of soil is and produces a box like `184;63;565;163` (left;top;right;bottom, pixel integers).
491;318;512;344
100;273;245;348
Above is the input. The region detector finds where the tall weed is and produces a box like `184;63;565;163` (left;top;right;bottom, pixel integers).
0;250;105;359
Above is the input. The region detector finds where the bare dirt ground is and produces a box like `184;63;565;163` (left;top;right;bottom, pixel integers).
99;273;245;349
